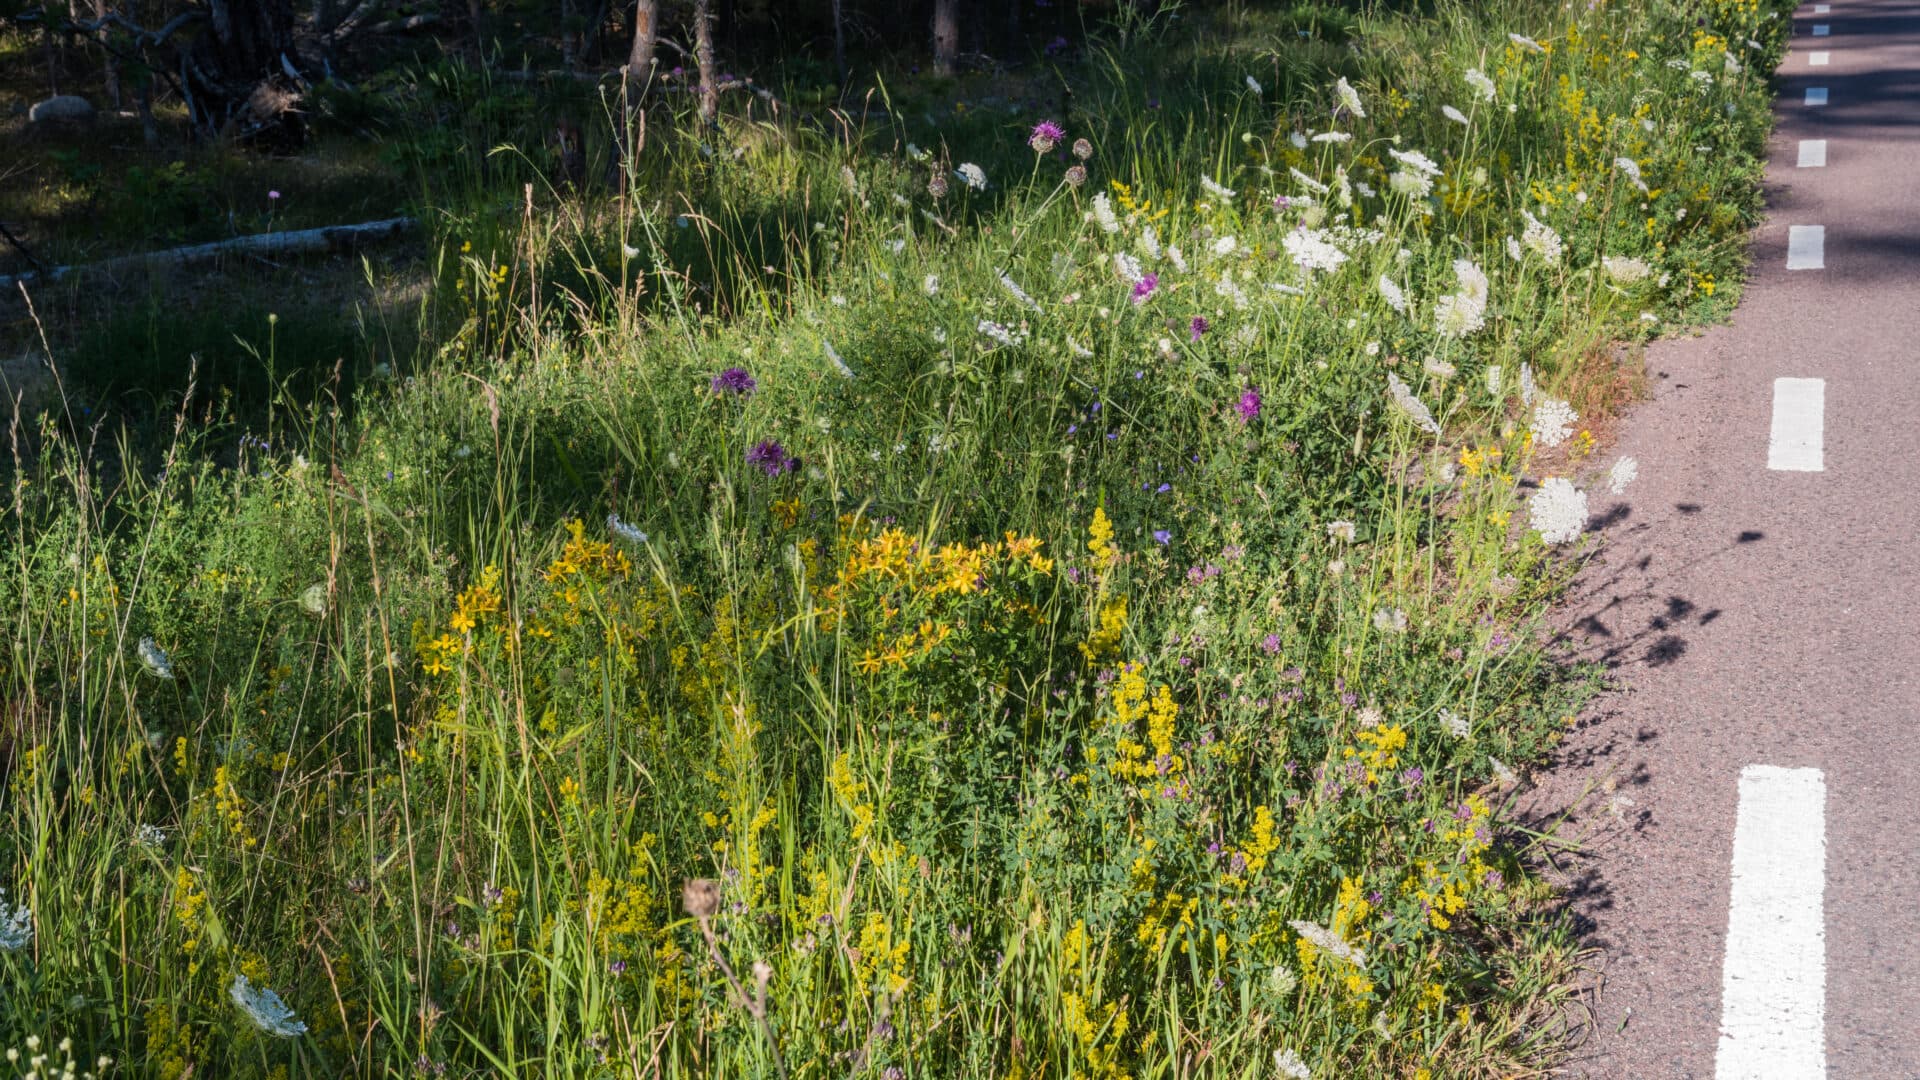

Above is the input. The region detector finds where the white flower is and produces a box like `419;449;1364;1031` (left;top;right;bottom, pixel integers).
1519;362;1538;406
824;340;856;378
1289;919;1368;967
1136;225;1161;259
1283;229;1347;274
1423;356;1456;379
1607;456;1639;495
956;163;987;191
1274;1048;1313;1080
298;583;327;617
923;274;940;296
1326;520;1356;542
1201;174;1237;200
1333;77;1366;117
0;888;31;951
1602;255;1652;284
1373;607;1408;633
1388;169;1434;199
1354;180;1376;198
607;515;648;545
1529;477;1589;544
1212;235;1239;257
1433;260;1490;338
1485;365;1503;396
1387;373;1442;436
1377;275;1407;314
1246;75;1263;94
137;637;174;680
1067;337;1094;359
1215;275;1249;310
1443;104;1469;125
1521;210;1563;264
134;823;167;848
1288;167;1329;195
1388;148;1442;176
997;270;1041;311
1489;757;1519;786
1509;32;1546;53
230;974;308;1037
1091;192;1121;234
1312;130;1353;143
1531;397;1578;447
1113;252;1145;284
1506;235;1524;262
977;320;1023;348
1440;708;1471;739
1614;156;1649;193
1465;67;1497;101
1289;130;1309;149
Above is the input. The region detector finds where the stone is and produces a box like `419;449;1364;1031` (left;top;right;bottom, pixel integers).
28;96;95;124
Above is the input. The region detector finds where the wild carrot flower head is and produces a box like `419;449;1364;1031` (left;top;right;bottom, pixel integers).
1528;478;1589;544
230;974;308;1037
956;163;988;191
1131;272;1159;303
137;637;174;680
0;888;31;951
1029;120;1065;153
747;440;795;476
710;367;756;395
1236;387;1262;423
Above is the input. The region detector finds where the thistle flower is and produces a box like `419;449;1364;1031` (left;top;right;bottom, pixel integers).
1071;137;1094;160
1465;67;1497;101
1131;272;1159;304
1091;192;1121;234
1064;164;1088;188
1289;919;1367;967
955;163;988;191
1235;387;1261;423
1607;456;1640;495
1530;397;1578;447
1200;174;1237;200
1284;229;1347;274
1528;477;1589;544
747;440;796;476
137;637;174;680
710;366;757;395
1377;275;1408;314
1387;373;1442;436
1190;316;1210;342
229;974;308;1038
607;515;648;545
1333;77;1366;117
1442;104;1469;124
0;888;31;951
1028;120;1065;154
927;170;949;198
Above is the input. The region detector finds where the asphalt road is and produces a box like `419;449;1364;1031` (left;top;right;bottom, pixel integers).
1532;1;1920;1076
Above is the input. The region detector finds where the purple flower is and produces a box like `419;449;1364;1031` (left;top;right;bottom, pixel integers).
268;190;281;200
1261;633;1282;655
1152;529;1171;544
710;366;757;395
1029;119;1066;153
1131;273;1159;304
747;439;796;476
1236;388;1262;424
1189;315;1209;341
1402;766;1425;787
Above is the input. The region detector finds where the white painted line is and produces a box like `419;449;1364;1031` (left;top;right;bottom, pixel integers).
1806;86;1829;105
1715;765;1826;1080
1812;23;1830;34
1798;139;1828;167
1810;50;1831;65
1786;225;1826;271
1768;378;1827;472
1814;2;1831;10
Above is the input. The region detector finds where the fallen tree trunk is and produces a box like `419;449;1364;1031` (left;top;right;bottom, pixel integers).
0;217;418;291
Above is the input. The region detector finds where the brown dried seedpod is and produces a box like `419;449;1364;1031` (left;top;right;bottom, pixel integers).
682;878;721;919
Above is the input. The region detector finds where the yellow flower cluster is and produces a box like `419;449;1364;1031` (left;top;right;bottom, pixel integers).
1103;664;1184;784
1345;723;1407;784
1061;990;1132;1080
854;912;911;995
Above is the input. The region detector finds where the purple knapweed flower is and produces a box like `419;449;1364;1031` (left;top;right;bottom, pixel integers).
1029;119;1066;153
1236;388;1262;424
710;366;757;395
1189;315;1209;341
1131;272;1159;304
747;439;795;476
1261;633;1282;655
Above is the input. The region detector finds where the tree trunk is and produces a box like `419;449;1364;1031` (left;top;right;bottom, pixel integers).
692;0;717;123
559;0;577;69
626;0;656;75
187;0;305;144
94;0;121;106
933;0;959;76
829;0;846;85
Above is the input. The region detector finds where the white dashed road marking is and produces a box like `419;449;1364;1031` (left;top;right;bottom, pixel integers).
1768;378;1827;472
1806;86;1829;105
1787;225;1826;270
1814;2;1830;10
1715;765;1827;1080
1810;50;1831;65
1798;140;1828;167
1813;23;1830;34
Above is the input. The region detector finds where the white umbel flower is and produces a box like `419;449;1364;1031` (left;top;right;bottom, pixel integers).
1312;131;1353;143
1615;156;1649;193
1607;456;1640;494
1388;148;1442;176
1433;259;1489;337
997;270;1041;312
607;515;649;545
1466;67;1497;102
1443;104;1469;125
1201;174;1237;200
1531;397;1578;447
1485;364;1503;397
1602;255;1652;284
1288;167;1330;195
1283;229;1347;274
1519;362;1538;406
1113;252;1145;284
1439;707;1471;739
1136;224;1161;259
1377;275;1408;314
1274;1048;1313;1080
923;273;941;296
230;974;308;1037
824;340;856;378
1091;192;1120;234
1246;75;1264;94
1389;170;1434;199
1326;520;1357;542
955;163;988;191
298;583;327;617
1521;210;1563;264
137;637;174;680
1529;477;1590;544
1289;919;1368;967
1387;373;1442;436
1510;32;1546;53
1506;235;1524;262
1333;77;1367;117
0;888;31;951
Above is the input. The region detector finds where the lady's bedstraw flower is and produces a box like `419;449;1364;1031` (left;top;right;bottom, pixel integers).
138;637;174;680
747;440;797;476
0;888;31;951
1236;387;1262;423
1529;478;1589;544
710;366;757;395
230;974;308;1037
1333;77;1367;117
1028;120;1065;154
956;163;988;191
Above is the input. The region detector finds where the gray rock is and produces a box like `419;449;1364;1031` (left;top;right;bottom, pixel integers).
28;96;95;123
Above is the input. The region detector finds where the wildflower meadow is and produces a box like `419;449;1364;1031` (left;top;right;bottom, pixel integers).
0;0;1789;1074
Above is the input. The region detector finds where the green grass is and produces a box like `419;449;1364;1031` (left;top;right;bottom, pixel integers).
0;0;1787;1075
